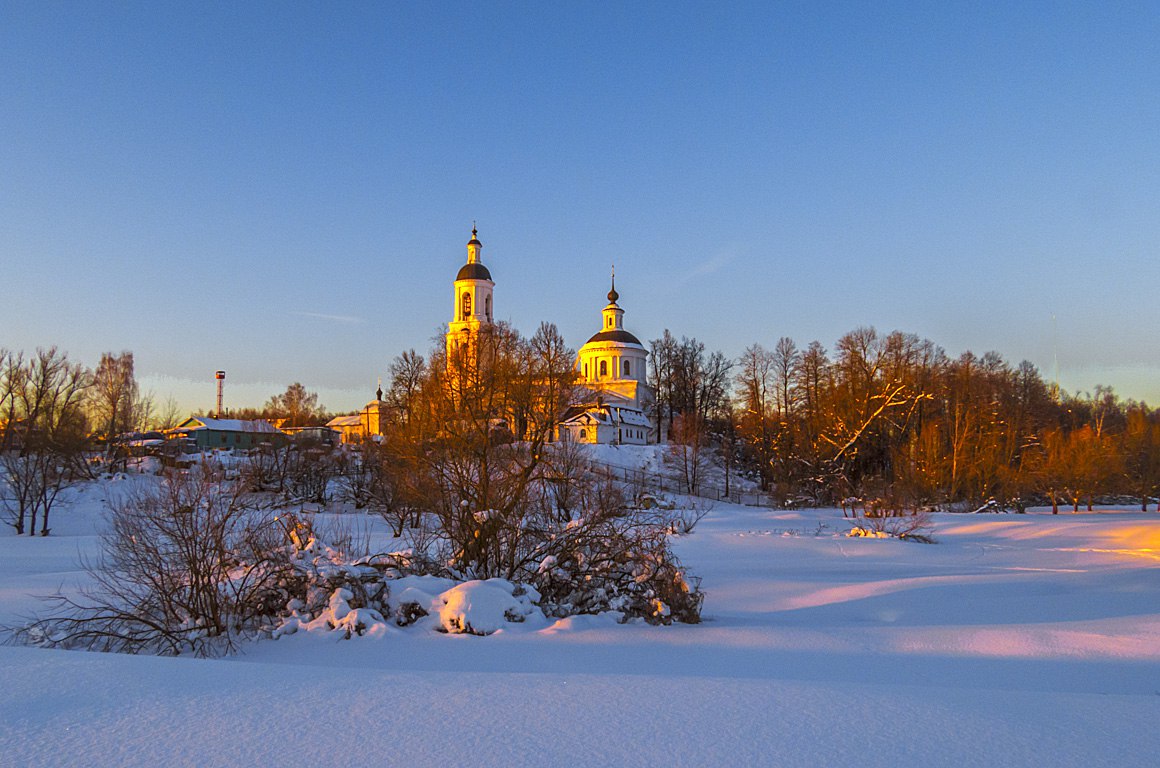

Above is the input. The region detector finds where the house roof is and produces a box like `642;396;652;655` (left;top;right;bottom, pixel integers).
559;405;650;428
612;408;651;427
282;426;339;435
176;417;282;434
326;414;363;428
558;405;589;423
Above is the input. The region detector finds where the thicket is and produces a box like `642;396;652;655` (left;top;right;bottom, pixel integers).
11;323;703;655
657;326;1160;512
375;322;703;623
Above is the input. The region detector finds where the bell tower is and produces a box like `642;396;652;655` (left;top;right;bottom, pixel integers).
447;225;495;358
602;270;625;332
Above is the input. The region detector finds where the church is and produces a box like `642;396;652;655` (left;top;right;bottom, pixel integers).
447;227;654;445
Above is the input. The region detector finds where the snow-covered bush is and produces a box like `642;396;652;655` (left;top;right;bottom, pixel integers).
667;499;710;535
15;469;292;656
846;500;935;543
395;465;704;625
11;431;706;657
525;505;703;624
436;579;540;635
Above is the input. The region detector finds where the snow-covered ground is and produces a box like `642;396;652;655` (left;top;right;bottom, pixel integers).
2;474;1160;766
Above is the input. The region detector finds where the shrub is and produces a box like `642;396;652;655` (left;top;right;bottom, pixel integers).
847;498;935;543
16;469;290;656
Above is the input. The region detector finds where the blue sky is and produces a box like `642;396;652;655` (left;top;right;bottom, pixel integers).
2;2;1158;414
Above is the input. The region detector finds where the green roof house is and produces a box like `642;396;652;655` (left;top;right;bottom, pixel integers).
171;417;286;450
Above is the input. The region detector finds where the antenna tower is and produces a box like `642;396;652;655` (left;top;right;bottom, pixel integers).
215;371;226;417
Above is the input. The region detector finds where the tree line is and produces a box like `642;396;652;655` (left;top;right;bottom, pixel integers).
0;348;185;534
648;327;1160;512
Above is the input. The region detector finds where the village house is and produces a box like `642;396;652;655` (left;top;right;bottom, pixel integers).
169;417;286;451
325;386;392;444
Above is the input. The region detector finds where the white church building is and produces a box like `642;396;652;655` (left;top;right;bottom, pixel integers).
558;275;653;445
445;227;654;445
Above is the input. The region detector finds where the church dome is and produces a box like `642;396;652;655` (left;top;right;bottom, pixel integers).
585;328;643;346
456;262;492;281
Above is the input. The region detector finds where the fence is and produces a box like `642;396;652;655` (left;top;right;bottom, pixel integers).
582;456;777;507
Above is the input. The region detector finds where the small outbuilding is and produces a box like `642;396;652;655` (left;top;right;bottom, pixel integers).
557;402;651;445
326;388;392;444
281;425;340;447
170;417;286;450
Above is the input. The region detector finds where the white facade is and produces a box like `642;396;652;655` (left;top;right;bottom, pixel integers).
326;386;390;444
558;403;651;445
575;278;650;411
569;277;656;444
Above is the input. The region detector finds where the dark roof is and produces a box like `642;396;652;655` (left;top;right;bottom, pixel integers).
456;262;492;281
585;329;643;346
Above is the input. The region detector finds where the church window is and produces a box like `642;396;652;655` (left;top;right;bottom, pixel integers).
584;363;589;379
623;360;630;377
462;293;472;318
485;295;491;320
599;360;607;378
579;429;587;440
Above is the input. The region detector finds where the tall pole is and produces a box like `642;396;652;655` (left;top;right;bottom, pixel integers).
215;371;226;418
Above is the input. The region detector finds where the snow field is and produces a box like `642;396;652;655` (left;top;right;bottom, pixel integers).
2;470;1160;766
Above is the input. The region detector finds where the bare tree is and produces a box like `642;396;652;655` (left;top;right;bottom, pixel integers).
647;331;678;441
90;351;139;442
1124;407;1160;511
385;349;427;423
772;336;800;417
0;349;16;452
150;394;184;431
736;344;774;421
529;322;580;436
17;470;287;656
734;344;776;490
265;382;323;428
1;348;91;535
668;412;708;494
336;439;414;536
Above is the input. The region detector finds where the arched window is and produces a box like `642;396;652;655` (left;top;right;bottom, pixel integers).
579;429;587;440
485;295;491;320
462;293;472;318
583;363;589;379
599;360;608;378
623;359;630;377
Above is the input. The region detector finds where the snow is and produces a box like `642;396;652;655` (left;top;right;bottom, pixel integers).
2;475;1160;766
277;587;390;640
436;579;543;635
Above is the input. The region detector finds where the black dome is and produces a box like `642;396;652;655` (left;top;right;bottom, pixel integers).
585;329;643;346
456;262;492;281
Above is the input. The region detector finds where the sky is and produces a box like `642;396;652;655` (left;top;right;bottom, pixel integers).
2;2;1158;414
